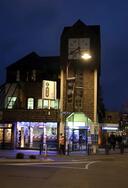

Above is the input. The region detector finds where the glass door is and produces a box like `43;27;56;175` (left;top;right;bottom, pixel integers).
72;129;87;151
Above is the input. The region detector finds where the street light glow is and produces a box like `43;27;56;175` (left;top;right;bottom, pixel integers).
81;53;92;60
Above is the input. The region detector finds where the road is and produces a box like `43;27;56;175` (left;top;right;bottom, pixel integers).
0;155;128;188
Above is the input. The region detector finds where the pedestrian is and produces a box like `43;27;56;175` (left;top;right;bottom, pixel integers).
109;133;116;150
116;134;122;148
39;133;43;155
59;133;65;155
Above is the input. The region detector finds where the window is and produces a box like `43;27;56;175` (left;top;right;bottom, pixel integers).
43;100;49;109
31;70;36;81
42;99;59;109
27;98;34;109
50;100;59;109
0;129;3;143
37;99;43;109
7;97;17;109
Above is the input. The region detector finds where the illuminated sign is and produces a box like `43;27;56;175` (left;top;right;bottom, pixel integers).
42;80;56;99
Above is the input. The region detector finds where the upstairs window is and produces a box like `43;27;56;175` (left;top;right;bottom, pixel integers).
31;70;36;81
27;98;34;109
43;100;49;109
7;97;17;109
37;99;43;109
50;100;59;109
37;99;59;109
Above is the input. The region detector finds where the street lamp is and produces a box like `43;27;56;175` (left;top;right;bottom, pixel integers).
81;52;92;60
66;48;92;79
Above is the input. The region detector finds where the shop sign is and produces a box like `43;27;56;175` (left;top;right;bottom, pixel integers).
42;80;56;99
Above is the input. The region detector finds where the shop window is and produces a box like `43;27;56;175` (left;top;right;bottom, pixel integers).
4;129;12;143
0;129;3;143
7;97;17;109
37;99;43;109
27;98;34;109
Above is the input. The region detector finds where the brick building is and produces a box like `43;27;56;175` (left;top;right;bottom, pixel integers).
0;20;102;151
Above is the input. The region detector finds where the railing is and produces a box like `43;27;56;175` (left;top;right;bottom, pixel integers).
64;143;128;156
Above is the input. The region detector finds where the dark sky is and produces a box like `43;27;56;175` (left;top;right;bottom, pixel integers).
0;0;128;111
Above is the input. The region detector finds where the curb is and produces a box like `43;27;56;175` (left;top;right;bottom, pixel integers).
0;153;128;163
0;157;55;163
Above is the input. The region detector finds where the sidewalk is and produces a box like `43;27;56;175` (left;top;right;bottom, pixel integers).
0;148;128;162
0;149;57;159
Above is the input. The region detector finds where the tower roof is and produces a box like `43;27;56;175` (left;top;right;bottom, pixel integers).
72;19;87;27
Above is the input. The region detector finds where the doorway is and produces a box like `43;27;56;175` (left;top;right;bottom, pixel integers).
0;128;12;149
72;129;87;151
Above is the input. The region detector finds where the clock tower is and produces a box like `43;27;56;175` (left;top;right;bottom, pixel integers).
59;20;101;139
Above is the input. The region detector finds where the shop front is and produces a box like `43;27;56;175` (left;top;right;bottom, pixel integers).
16;122;58;150
0;124;13;149
65;112;93;152
100;123;119;147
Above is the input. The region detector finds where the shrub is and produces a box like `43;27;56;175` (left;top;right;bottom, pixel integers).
16;152;24;159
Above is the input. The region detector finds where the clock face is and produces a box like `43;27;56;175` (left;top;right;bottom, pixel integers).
79;38;90;49
68;38;90;59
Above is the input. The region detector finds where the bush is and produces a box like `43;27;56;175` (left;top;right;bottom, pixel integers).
16;152;24;159
29;155;36;159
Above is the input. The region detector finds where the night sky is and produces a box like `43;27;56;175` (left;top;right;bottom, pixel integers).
0;0;128;111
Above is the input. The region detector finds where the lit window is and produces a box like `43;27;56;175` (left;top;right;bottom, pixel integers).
50;100;59;109
27;98;34;109
43;100;49;109
7;97;17;109
37;99;43;109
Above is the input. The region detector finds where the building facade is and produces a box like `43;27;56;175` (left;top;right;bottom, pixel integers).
0;20;102;151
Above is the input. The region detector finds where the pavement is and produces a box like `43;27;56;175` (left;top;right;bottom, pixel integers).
0;148;128;163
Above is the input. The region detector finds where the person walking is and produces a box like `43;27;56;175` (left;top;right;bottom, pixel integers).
116;134;123;148
109;133;116;151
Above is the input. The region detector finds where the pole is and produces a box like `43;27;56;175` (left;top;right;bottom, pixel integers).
44;144;48;157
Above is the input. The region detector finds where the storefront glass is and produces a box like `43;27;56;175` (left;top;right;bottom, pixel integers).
0;124;12;148
65;113;92;151
16;122;57;150
4;129;12;143
0;129;3;143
